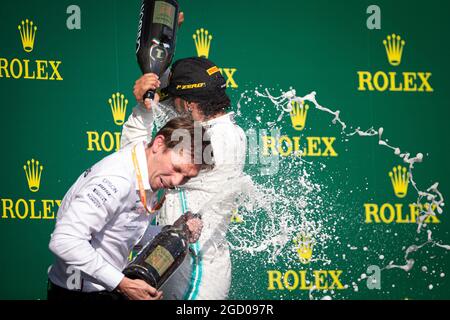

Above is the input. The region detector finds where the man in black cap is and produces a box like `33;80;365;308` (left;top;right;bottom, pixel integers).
121;57;247;300
121;57;233;145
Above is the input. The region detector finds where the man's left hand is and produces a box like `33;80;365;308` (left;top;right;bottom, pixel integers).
186;217;203;243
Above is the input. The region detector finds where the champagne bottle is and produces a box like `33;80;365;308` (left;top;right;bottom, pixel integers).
136;0;179;101
123;212;200;289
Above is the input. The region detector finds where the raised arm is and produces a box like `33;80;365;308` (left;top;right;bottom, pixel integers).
120;70;171;149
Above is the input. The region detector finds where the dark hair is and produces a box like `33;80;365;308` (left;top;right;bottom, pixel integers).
195;94;231;118
149;116;213;167
161;88;231;118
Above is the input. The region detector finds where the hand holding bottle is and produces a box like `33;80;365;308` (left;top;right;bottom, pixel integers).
133;73;161;110
123;211;203;290
173;212;203;243
186;216;203;243
117;277;163;300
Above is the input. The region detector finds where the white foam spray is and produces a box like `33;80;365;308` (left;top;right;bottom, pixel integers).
253;88;448;274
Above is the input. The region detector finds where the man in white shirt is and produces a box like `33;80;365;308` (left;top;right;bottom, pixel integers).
121;57;247;300
47;117;210;301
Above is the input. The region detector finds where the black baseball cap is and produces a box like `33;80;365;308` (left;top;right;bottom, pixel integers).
165;57;228;103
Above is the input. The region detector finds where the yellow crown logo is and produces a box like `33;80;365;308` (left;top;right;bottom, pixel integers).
108;93;128;126
230;208;243;223
293;232;314;264
23;159;43;192
18;19;37;53
383;34;406;66
389;165;409;198
290;101;309;131
193;28;213;58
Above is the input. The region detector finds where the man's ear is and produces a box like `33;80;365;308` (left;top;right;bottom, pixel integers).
174;97;188;112
183;100;191;112
151;135;166;153
189;102;204;118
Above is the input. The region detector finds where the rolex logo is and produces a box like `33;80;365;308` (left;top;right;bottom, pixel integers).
23;159;43;192
293;232;314;265
18;19;37;53
193;28;213;58
1;159;61;220
108;92;128;126
230;208;243;223
389;165;409;198
383;34;405;67
1;20;64;81
357;33;432;93
192;27;238;89
290;101;309;131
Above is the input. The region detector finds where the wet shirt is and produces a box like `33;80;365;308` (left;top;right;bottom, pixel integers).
121;104;247;253
48;142;155;292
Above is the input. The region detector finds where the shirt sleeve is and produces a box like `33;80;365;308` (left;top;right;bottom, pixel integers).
49;175;132;291
120;103;154;149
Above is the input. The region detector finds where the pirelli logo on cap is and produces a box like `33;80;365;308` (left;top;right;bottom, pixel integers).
207;66;220;76
176;82;206;90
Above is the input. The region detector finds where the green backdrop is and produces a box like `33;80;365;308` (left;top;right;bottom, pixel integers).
0;0;449;300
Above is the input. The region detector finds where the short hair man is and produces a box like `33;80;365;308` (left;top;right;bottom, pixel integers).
47;117;210;301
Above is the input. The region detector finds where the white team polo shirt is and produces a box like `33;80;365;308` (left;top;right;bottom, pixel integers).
48;142;156;292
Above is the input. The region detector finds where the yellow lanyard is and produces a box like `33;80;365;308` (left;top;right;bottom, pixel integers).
131;145;166;215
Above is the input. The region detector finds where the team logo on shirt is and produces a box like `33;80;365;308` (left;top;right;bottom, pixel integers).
86;92;128;153
0;157;61;220
0;19;63;81
364;165;442;224
193;28;238;89
83;167;92;178
357;34;433;93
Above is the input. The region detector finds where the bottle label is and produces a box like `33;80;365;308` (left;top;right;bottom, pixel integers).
145;245;175;276
153;1;176;29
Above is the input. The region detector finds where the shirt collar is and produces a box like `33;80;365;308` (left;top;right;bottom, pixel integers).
133;142;152;191
202;112;235;127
